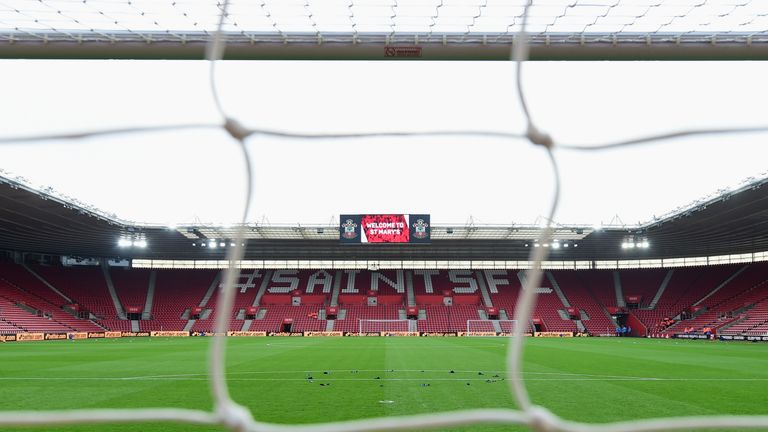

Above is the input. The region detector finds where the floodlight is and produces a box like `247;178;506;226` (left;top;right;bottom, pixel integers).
552;242;560;249
208;242;217;249
219;242;226;247
134;239;147;248
117;238;131;247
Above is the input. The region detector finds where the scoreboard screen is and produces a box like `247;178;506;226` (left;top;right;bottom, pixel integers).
340;214;430;244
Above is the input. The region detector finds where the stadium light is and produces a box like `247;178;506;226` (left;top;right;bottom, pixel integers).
552;242;560;249
117;238;131;248
208;242;217;249
134;239;147;248
623;236;650;250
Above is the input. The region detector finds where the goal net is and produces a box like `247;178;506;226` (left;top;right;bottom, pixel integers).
2;1;768;432
358;319;411;334
467;319;518;335
1;0;768;60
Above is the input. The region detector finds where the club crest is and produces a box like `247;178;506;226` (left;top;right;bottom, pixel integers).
341;219;358;239
412;219;429;239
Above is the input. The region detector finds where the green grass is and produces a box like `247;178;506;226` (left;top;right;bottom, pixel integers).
2;337;768;431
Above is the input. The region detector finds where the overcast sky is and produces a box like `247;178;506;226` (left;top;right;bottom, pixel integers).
0;60;766;227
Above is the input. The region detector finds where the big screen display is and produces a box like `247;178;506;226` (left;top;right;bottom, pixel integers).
340;214;430;244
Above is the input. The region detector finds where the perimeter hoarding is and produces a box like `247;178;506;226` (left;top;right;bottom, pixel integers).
340;214;430;244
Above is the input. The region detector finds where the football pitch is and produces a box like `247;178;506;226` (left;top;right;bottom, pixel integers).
2;337;768;432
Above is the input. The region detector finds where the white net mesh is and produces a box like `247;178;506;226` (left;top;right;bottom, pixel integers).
2;0;768;431
2;0;768;42
2;0;768;59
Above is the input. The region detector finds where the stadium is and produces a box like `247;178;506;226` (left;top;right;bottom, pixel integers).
3;1;768;432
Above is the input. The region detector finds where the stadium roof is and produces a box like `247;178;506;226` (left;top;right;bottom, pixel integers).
0;173;766;262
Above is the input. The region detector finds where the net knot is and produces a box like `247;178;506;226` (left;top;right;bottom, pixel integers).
217;402;255;432
223;117;251;142
526;124;554;149
527;406;558;432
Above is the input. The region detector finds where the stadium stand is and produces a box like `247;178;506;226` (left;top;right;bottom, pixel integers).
550;271;615;335
723;299;768;335
110;267;150;317
1;264;768;335
0;317;22;334
32;265;117;324
0;295;70;333
618;269;669;309
635;266;738;333
665;263;768;334
484;270;577;333
191;281;260;333
145;269;219;331
249;305;327;332
0;263;102;332
334;305;404;333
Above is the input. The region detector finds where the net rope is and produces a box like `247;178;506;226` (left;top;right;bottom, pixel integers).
2;0;768;430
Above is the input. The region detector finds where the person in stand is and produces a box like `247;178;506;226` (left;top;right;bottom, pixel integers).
626;325;632;337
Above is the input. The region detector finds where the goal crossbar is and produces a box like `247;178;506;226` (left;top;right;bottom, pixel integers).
3;35;767;61
3;0;768;60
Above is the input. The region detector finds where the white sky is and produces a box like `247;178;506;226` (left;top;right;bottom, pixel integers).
0;60;766;226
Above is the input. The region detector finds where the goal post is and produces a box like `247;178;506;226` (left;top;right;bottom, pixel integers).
466;319;518;335
358;319;411;335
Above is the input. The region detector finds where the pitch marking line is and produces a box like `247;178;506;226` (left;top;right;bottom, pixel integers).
1;368;767;383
